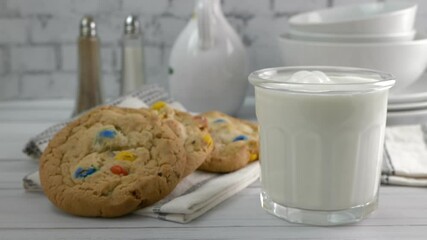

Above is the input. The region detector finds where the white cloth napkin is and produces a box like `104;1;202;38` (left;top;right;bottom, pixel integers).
382;125;427;186
22;88;260;223
136;162;259;223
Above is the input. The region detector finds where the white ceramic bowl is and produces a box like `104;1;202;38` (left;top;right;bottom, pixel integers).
289;1;417;34
278;33;427;92
289;29;416;43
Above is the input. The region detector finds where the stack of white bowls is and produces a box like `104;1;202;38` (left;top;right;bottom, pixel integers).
278;1;427;125
278;1;426;94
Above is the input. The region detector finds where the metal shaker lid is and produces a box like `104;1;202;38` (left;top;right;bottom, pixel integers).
80;16;97;37
124;15;141;35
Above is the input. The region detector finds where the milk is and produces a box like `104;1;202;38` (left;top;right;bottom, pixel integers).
251;68;394;225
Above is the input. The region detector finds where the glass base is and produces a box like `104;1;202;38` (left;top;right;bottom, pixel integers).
260;191;378;226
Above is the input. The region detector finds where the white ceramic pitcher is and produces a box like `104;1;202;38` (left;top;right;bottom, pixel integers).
169;0;249;115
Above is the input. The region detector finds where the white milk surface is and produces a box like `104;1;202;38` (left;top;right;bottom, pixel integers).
256;71;388;211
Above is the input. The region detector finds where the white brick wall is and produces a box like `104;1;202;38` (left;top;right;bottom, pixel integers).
122;0;168;15
167;0;195;18
20;73;54;98
274;0;328;13
223;0;272;16
11;46;56;72
0;47;6;75
7;0;74;16
0;75;19;99
0;19;28;44
0;0;425;100
61;45;77;72
30;16;79;44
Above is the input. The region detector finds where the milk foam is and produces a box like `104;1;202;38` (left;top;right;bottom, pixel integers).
275;70;378;85
288;71;333;83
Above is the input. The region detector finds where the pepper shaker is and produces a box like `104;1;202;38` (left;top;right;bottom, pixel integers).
72;16;102;116
120;15;145;95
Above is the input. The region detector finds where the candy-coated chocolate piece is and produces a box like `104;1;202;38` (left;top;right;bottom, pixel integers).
193;115;208;128
98;129;117;139
150;101;167;110
115;151;137;161
250;153;258;162
74;166;97;178
203;134;213;146
110;165;128;176
213;118;226;123
233;135;248;142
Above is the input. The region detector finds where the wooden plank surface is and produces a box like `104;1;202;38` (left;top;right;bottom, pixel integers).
2;226;427;240
0;100;426;239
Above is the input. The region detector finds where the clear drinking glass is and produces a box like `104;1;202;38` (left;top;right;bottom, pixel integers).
249;66;395;225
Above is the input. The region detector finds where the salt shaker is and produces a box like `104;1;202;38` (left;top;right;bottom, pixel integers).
120;15;145;95
72;16;102;116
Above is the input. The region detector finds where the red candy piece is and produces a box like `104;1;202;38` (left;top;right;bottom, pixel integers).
110;165;128;176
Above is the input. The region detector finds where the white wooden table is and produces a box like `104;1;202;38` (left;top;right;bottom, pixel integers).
1;99;427;239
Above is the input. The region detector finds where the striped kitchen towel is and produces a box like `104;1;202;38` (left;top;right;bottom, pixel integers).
23;163;260;223
382;124;427;187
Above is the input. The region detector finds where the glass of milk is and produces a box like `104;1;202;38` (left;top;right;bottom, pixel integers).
249;66;395;226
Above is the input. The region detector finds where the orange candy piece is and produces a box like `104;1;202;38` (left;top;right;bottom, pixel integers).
110;165;128;176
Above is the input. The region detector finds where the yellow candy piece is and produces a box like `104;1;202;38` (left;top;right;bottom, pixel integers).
249;153;258;162
150;101;167;110
203;134;213;146
115;151;137;162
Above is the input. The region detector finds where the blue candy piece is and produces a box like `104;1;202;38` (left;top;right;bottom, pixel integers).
98;129;117;139
85;167;97;176
74;167;84;178
213;118;226;123
233;135;248;142
74;166;97;178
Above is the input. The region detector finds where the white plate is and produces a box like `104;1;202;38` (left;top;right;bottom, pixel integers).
387;108;427;126
388;100;427;111
389;74;427;104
